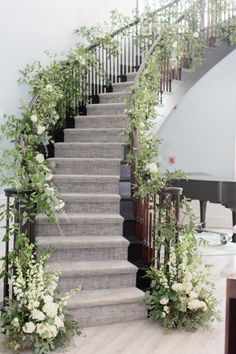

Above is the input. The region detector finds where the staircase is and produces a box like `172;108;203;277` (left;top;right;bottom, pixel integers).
35;73;147;328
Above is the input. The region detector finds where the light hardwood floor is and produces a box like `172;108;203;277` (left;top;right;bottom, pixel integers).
0;254;232;354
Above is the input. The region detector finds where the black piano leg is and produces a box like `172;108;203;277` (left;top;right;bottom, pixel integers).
232;211;236;243
199;200;207;228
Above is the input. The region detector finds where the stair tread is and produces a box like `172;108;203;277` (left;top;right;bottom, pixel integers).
75;114;128;119
48;157;122;161
68;287;145;309
55;142;123;146
53;174;119;179
60;192;120;198
48;260;137;275
37;213;124;223
87;102;126;107
64;128;125;131
37;235;129;246
99;92;130;97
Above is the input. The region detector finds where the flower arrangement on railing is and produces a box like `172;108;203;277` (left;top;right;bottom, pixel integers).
1;235;80;354
145;197;220;330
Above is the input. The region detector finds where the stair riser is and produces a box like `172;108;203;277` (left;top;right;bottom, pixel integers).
64;130;126;143
36;222;123;237
99;94;128;104
58;272;136;292
64;200;120;214
75;116;129;129
55;145;124;159
87;105;125;116
112;83;133;93
49;160;121;175
39;246;128;262
53;180;119;194
69;302;147;328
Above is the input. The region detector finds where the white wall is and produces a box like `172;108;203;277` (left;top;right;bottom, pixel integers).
158;48;236;180
0;0;137;118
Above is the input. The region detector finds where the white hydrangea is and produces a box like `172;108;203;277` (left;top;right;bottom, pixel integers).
42;302;59;318
193;31;199;38
28;300;40;310
45;173;53;181
189;291;198;299
23;321;36;334
184;282;193;294
187;299;207;311
37;125;46;135
32;309;46;321
146;162;158;174
35;153;45;164
172;283;184;292
159;297;169;305
43;295;54;304
30;114;38;123
36;323;58;339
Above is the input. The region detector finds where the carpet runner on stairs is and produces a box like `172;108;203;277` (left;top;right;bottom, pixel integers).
36;78;147;328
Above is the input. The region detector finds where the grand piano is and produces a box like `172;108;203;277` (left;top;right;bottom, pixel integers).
172;173;236;242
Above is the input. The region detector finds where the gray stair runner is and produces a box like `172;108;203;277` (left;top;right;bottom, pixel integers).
36;77;147;327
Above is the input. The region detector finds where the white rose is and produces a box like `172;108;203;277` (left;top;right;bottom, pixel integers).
48;324;58;338
189;291;198;299
172;41;178;49
172;283;184;292
36;323;50;339
32;309;46;321
45;173;53;181
54;316;64;328
43;295;53;304
28;300;40;310
188;299;206;311
146;162;158;174
160;297;169;305
43;302;59;318
164;306;170;314
37;125;46;135
30;114;38;123
193;31;199;38
23;321;36;334
35;153;45;164
11;317;19;327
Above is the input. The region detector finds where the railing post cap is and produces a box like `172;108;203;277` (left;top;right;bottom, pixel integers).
163;186;183;195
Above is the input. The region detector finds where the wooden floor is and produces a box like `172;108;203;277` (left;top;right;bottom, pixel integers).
1;254;232;354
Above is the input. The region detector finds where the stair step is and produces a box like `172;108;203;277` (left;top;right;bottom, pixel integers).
126;72;137;82
48;260;137;291
55;142;124;159
112;81;134;93
64;128;126;143
36;213;124;236
75;115;129;129
48;158;121;175
99;92;130;104
37;235;129;262
87;102;126;116
68;287;147;327
60;193;120;213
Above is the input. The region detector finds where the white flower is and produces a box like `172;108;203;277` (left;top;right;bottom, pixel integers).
160;297;169;305
48;324;58;338
45;173;53;181
189;291;198;299
55;200;65;211
30;114;38;123
161;312;166;318
42;302;59;318
172;41;178;49
43;295;54;304
36;323;48;338
193;31;199;38
184;282;193;294
54;316;64;328
35;153;45;164
28;300;40;310
188;299;207;311
37;125;46;135
200;301;207;311
146;162;158;174
172;283;184;292
11;317;19;327
32;309;46;321
45;84;54;92
23;321;36;334
164;306;170;314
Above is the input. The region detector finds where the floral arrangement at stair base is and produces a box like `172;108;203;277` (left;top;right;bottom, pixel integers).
145;199;220;331
1;236;80;354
